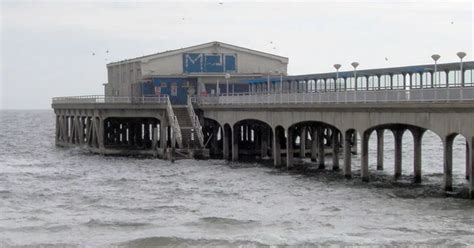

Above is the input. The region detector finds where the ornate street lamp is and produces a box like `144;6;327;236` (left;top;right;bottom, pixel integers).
457;52;466;87
334;64;341;91
431;54;440;87
351;62;359;90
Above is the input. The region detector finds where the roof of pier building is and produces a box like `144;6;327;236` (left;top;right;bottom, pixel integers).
246;61;474;84
106;41;289;77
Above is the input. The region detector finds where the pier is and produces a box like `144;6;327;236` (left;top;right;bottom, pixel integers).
51;41;474;198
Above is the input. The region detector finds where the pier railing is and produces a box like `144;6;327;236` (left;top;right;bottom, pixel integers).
196;87;474;105
165;97;183;148
52;95;168;104
187;97;205;148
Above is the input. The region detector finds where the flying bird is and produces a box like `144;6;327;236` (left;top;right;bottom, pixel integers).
385;57;388;61
451;21;454;24
106;50;109;53
218;2;223;5
92;52;95;56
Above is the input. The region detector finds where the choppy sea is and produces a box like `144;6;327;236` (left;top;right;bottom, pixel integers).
0;110;473;247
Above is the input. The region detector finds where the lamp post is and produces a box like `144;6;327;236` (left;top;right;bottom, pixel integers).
457;52;466;87
431;54;440;87
334;64;341;91
225;73;230;96
351;62;359;91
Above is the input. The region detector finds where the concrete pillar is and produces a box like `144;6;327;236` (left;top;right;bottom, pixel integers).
361;131;370;182
286;127;293;169
55;115;60;144
98;117;105;152
232;126;239;161
78;116;84;145
160;122;167;149
443;136;453;191
300;127;306;158
394;129;404;179
311;128;317;162
466;142;470;180
376;129;384;170
273;128;281;167
317;126;325;169
332;129;340;171
469;137;474;199
152;127;158;155
344;132;352;179
413;129;424;183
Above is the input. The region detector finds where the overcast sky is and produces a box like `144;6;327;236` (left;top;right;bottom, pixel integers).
1;0;472;109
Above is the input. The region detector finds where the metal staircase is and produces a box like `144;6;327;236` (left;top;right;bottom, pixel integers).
165;96;183;148
187;97;205;148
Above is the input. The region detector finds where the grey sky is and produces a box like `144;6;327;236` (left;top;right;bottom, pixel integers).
1;0;472;109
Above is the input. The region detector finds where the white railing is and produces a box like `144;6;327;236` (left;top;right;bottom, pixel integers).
187;97;205;148
52;95;168;104
196;87;474;105
165;96;183;148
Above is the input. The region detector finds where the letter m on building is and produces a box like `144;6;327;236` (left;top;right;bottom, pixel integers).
183;53;203;73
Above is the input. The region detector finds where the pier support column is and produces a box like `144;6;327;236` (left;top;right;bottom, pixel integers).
55;115;60;145
332;129;340;171
300;127;306;158
273;128;281;167
152;127;158;157
393;129;404;179
376;129;384;170
311;128;317;162
344;132;352;179
98;117;105;153
361;131;370;182
160;122;167;149
469;137;474;199
317;126;325;169
413;129;424;183
232;126;239;161
466;142;470;180
286;127;294;169
443;135;454;191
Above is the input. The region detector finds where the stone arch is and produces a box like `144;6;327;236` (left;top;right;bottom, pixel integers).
232;119;273;161
285;120;343;170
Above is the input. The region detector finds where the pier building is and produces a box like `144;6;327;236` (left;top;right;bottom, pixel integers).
52;42;474;198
